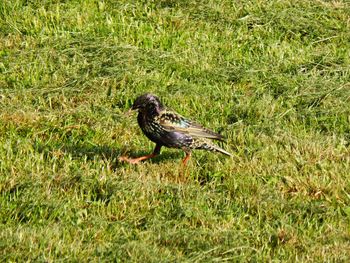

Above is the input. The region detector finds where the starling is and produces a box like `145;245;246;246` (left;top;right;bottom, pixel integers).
119;93;231;165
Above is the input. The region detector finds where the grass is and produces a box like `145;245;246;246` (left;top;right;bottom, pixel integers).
0;0;350;261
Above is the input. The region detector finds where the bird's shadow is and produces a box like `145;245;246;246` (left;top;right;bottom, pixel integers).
118;149;183;164
62;144;121;161
35;142;229;185
60;144;183;168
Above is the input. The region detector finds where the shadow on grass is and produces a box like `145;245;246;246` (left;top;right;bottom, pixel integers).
118;149;183;164
35;141;184;170
62;144;121;161
62;144;183;168
34;142;220;184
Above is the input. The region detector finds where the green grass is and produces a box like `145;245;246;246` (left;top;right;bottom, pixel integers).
1;0;350;261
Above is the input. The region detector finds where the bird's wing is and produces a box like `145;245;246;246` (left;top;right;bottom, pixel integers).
158;111;225;141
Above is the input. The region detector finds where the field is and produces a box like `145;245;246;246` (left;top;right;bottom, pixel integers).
1;0;350;261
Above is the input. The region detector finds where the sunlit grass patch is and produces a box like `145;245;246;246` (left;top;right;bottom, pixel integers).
0;0;349;261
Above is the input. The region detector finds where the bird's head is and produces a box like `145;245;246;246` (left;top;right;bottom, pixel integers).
131;93;164;115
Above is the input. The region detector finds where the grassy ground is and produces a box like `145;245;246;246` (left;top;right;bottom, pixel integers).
1;0;350;261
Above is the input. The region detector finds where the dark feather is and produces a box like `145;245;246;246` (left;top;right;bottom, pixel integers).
131;93;231;158
158;111;225;141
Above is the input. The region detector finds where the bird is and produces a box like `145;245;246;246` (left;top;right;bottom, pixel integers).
118;93;231;165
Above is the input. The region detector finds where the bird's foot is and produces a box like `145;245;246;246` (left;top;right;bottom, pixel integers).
118;156;142;164
118;153;157;164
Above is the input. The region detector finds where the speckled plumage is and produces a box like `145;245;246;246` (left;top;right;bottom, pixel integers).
119;93;231;164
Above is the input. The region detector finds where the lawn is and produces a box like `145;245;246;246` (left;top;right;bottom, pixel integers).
1;0;350;261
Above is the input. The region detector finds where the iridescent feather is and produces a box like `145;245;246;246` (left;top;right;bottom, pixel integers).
119;93;231;164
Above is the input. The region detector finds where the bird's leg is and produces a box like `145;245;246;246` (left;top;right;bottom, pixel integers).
177;150;191;182
182;150;191;166
119;144;162;164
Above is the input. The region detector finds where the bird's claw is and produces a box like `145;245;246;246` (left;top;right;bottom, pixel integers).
118;156;141;164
